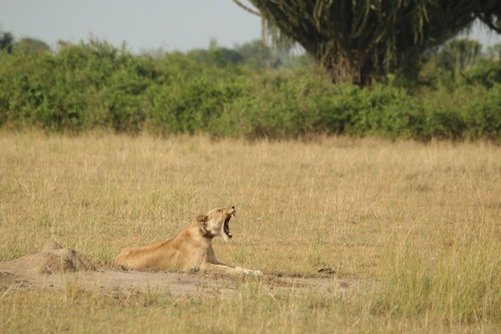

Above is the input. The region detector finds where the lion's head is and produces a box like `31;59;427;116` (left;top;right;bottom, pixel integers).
197;206;236;241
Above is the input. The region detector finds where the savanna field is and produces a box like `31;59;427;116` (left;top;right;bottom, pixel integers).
2;7;501;332
1;132;500;333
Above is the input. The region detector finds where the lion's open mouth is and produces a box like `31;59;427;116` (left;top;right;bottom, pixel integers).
224;214;234;239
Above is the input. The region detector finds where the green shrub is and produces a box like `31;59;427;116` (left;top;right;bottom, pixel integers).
145;72;244;136
461;84;501;140
0;40;499;141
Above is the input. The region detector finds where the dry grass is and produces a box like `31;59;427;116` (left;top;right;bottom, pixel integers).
1;132;500;333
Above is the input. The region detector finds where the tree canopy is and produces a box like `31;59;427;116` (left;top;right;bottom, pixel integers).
242;0;501;86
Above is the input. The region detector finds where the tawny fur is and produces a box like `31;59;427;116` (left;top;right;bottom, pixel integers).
114;206;262;275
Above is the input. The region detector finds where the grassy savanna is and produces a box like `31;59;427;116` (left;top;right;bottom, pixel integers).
1;132;500;333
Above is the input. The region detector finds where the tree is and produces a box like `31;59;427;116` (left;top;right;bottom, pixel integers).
236;39;281;68
0;31;14;53
187;40;245;66
237;0;501;87
14;37;50;54
419;38;483;86
440;39;482;76
486;43;501;58
467;42;501;87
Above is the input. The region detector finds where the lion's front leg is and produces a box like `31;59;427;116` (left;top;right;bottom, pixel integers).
202;262;263;276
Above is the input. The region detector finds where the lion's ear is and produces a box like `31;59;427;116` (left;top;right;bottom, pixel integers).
196;215;208;223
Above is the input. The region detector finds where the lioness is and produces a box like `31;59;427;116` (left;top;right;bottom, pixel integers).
114;206;262;275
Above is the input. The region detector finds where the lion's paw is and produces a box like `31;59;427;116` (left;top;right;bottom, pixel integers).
243;269;263;276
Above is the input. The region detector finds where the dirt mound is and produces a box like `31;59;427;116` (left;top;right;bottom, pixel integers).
0;241;95;275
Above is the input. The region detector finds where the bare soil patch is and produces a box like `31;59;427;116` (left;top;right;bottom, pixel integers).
0;241;360;298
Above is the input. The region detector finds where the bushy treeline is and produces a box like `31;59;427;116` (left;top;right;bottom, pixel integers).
0;40;500;141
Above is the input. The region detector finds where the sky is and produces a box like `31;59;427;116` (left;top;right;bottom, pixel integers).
1;0;500;54
0;0;262;53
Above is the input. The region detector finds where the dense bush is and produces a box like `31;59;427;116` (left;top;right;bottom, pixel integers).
0;40;499;141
